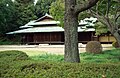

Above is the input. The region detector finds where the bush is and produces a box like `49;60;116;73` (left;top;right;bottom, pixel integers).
112;41;120;48
0;61;120;78
86;41;102;54
0;50;29;61
0;37;20;45
0;50;120;78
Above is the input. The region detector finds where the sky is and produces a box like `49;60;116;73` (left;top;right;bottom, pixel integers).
11;0;15;2
34;0;38;5
11;0;38;5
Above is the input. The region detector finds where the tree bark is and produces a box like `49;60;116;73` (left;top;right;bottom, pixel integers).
64;14;80;62
64;0;80;62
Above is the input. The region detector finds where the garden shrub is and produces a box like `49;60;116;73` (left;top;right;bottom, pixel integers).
112;41;120;48
86;41;102;54
0;37;20;45
0;50;29;61
0;61;120;78
0;50;120;78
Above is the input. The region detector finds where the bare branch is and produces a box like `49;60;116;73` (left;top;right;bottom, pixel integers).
115;6;120;22
90;10;114;31
106;0;111;17
116;14;120;22
75;0;99;14
90;10;108;25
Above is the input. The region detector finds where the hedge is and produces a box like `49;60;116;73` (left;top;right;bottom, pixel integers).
0;50;120;78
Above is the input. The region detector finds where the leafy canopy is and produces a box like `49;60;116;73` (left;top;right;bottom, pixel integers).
49;0;92;27
0;0;17;36
35;0;56;17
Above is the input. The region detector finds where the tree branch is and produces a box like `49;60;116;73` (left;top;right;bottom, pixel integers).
116;14;120;22
106;0;111;17
115;6;120;22
90;10;108;25
75;0;99;14
90;10;114;31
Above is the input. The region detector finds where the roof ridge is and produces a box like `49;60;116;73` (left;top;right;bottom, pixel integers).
35;13;54;22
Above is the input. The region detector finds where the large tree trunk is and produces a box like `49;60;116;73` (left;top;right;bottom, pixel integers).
64;0;80;62
64;0;98;63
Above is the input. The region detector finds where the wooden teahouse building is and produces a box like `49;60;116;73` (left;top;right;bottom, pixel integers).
7;14;116;44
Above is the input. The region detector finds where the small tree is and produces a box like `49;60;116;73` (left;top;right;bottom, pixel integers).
94;22;108;35
90;0;120;45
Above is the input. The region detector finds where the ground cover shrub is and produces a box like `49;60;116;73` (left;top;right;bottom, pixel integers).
19;62;120;78
0;50;29;61
0;60;120;78
0;37;20;45
0;50;120;78
86;41;102;54
0;50;30;78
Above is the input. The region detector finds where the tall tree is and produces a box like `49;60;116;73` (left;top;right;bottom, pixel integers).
90;0;120;45
34;0;56;17
0;0;17;37
64;0;99;62
49;0;64;26
0;0;37;37
15;0;37;26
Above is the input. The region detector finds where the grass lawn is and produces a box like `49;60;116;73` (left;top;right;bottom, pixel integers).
20;49;46;56
0;49;120;78
31;49;120;63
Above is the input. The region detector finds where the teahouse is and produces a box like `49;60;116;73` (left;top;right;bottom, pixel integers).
7;13;116;44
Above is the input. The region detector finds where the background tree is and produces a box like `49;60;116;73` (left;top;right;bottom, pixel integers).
90;0;120;45
15;0;37;26
34;0;56;17
94;22;108;35
49;0;64;26
49;0;91;26
0;0;17;37
0;0;38;41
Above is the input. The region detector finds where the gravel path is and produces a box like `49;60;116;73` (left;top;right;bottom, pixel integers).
0;44;113;55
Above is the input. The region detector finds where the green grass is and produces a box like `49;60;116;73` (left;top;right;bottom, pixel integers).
80;49;120;63
31;53;64;62
31;49;120;63
21;50;46;56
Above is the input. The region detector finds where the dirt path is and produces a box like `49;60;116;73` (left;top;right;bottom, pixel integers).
0;44;113;56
